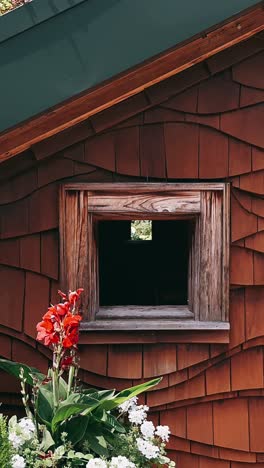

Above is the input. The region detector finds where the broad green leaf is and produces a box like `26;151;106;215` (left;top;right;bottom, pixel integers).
58;392;97;406
84;430;109;458
102;427;118;447
58;377;68;400
61;415;89;446
82;389;115;403
104;412;126;433
39;427;55;452
37;377;67;404
82;388;98;395
57;392;82;405
92;407;107;423
36;385;54;427
100;377;161;411
92;408;125;433
51;396;99;433
92;389;116;400
0;358;45;385
116;377;161;399
68;451;92;461
54;445;65;457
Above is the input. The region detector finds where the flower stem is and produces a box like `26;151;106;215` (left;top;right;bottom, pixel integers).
52;368;59;410
67;364;74;398
52;346;61;409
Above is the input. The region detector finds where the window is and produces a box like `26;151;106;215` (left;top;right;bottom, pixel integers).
60;183;230;331
98;220;189;308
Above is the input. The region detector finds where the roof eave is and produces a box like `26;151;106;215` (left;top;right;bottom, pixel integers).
0;2;264;164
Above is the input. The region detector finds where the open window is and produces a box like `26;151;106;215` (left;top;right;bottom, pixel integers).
98;219;190;310
60;183;230;331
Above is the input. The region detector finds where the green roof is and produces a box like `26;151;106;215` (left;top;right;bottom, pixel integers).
0;0;260;134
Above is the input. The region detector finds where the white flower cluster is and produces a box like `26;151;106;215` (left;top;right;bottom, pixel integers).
11;454;26;468
136;437;159;459
128;404;149;425
118;396;138;413
86;460;107;468
140;420;155;438
6;399;173;468
8;417;36;450
119;397;150;426
118;397;172;465
156;424;170;443
86;457;135;468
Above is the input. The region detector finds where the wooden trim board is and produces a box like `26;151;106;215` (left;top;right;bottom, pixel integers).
79;329;230;344
63;183;226;191
80;320;230;331
60;182;230;329
97;305;194;320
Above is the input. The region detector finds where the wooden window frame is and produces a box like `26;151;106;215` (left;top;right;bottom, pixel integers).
60;183;230;332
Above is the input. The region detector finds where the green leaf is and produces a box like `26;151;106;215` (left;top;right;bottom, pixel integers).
38;375;67;401
51;395;99;433
68;450;92;461
93;389;116;400
61;415;89;446
92;407;107;422
36;385;54;427
100;377;161;411
59;392;96;405
102;427;118;447
104;412;126;433
0;358;45;386
92;408;125;433
58;377;68;400
82;388;98;395
84;430;109;458
39;427;55;452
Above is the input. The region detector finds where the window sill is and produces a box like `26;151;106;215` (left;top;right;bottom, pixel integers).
96;305;194;320
80;320;229;331
79;306;230;344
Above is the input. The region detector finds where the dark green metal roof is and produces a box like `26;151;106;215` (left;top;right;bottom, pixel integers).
0;0;260;134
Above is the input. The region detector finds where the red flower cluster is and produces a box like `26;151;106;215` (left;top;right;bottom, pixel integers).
36;289;83;349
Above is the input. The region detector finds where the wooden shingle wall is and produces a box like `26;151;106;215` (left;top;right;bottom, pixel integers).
1;38;264;465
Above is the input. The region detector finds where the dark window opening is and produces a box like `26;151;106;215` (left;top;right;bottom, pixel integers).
98;220;190;307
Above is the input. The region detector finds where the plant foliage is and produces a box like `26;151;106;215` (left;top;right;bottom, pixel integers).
0;288;175;467
0;414;12;467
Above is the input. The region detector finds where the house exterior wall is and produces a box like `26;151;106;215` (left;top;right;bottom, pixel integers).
0;44;264;466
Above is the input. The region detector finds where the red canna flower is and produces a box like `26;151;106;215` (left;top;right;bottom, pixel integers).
36;320;59;346
42;306;58;322
58;290;67;301
68;288;84;305
62;330;79;348
36;288;83;349
62;313;82;348
63;313;82;328
56;302;70;316
62;335;77;348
